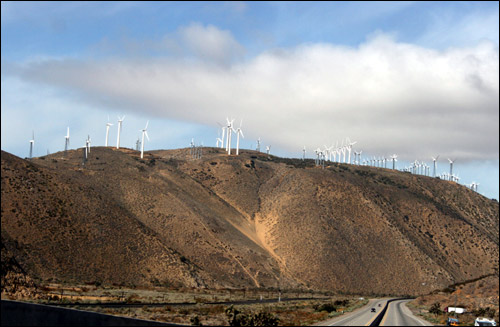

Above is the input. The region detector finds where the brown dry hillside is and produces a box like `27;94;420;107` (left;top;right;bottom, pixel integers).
1;147;498;296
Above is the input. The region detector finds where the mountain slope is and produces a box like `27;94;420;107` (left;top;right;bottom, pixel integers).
1;148;498;295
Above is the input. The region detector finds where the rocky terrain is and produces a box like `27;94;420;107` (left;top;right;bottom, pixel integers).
1;147;498;296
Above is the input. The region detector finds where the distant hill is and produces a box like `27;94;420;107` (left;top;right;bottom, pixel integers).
1;147;498;296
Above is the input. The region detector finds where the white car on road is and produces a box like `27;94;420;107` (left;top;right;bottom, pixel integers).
475;317;497;326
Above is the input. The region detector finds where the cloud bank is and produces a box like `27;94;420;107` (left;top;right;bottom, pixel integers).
5;27;499;161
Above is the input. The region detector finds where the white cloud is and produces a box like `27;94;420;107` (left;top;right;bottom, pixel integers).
4;33;499;161
177;22;246;65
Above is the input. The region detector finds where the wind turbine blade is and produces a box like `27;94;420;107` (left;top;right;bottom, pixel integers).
240;130;244;138
145;120;149;130
145;131;150;141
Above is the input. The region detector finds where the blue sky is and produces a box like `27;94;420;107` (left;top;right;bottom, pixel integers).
1;1;499;199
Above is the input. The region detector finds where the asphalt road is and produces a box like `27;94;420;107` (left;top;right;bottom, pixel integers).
380;299;433;326
315;298;389;326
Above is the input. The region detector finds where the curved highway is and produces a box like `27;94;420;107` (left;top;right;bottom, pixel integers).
380;299;432;326
315;298;389;326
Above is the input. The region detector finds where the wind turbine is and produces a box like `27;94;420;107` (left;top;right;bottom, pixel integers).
136;137;141;151
341;140;347;163
327;145;335;162
390;154;398;170
346;138;357;164
256;137;261;152
217;122;226;149
448;158;456;181
226;117;235;154
215;128;222;148
82;144;87;165
266;145;271;155
302;146;306;160
29;131;34;159
86;135;91;154
352;151;359;165
64;127;70;152
235;120;244;155
431;155;439;177
105;117;113;147
116;115;125;149
315;148;321;165
140;121;150;159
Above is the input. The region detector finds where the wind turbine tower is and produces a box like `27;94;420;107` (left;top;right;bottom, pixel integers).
302;146;306;160
116;116;125;149
226;117;235;154
86;135;91;154
105;118;113;147
448;158;455;181
136;137;141;151
64;127;70;153
217;122;226;149
140;121;150;159
235;120;244;155
29;131;34;159
315;148;320;166
347;139;357;164
432;155;439;177
341;141;347;163
390;154;398;170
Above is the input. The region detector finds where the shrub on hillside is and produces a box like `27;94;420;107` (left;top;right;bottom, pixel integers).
314;303;337;313
225;305;279;326
429;302;442;315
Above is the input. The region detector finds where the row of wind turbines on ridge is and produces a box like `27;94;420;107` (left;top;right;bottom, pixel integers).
215;117;270;156
28;115;151;161
27;117;480;194
305;140;479;193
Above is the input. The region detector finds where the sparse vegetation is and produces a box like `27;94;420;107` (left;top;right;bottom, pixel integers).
1;147;498;317
225;305;279;326
429;302;442;315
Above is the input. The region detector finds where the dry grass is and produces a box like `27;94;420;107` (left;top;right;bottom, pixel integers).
3;281;365;326
73;296;365;326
